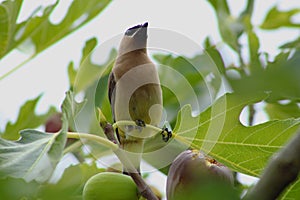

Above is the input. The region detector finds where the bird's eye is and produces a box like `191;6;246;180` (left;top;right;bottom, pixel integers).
125;28;136;36
125;24;142;36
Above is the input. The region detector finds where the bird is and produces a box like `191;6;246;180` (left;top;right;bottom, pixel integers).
108;22;163;173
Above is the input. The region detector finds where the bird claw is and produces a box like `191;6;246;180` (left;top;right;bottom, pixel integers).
135;119;146;132
135;119;146;127
161;127;172;142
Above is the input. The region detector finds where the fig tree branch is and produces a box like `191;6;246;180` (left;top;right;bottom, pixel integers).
67;132;118;150
100;121;159;200
243;129;300;200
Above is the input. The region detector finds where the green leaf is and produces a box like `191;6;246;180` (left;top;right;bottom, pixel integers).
61;91;86;131
0;122;67;182
95;73;112;122
1;0;111;59
207;0;230;16
0;4;9;56
61;89;104;136
0;177;39;199
173;104;199;136
65;38;116;124
67;61;77;90
38;162;105;198
243;15;262;72
80;81;107;135
176;93;300;177
261;6;300;29
280;36;300;49
58;162;104;189
154;53;222;125
265;102;300;120
143;105;199;172
74;38;116;93
280;179;300;199
204;37;226;74
0;163;104;199
240;0;255;17
0;0;23;57
207;0;244;51
0;95;56;140
228;50;300;101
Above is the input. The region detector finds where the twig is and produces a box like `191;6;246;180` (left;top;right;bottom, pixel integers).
113;120;162;133
0;54;35;81
101;121;118;144
248;105;255;126
243;130;300;200
67;131;118;151
100;122;158;200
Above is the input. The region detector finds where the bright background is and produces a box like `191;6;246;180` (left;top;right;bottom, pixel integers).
0;0;299;196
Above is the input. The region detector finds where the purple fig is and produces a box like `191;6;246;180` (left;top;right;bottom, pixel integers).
45;113;63;133
166;150;234;200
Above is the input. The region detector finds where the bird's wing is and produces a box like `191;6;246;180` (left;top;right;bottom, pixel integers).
108;71;122;143
108;71;116;122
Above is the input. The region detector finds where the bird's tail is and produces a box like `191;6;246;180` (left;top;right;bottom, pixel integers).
117;128;144;174
121;139;144;174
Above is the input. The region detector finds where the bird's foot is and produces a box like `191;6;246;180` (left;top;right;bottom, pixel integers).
135;119;146;127
134;119;146;132
161;127;172;142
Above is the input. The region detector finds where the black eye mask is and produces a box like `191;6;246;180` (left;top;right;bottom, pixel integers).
125;22;148;36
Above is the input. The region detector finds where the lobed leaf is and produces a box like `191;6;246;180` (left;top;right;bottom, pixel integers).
0;0;111;59
65;37;117;123
61;91;86;131
0;4;9;56
280;36;300;50
0;124;67;182
280;179;300;199
0;95;56;140
207;0;244;51
243;15;262;72
261;6;300;29
174;92;300;197
74;38;117;93
265;102;300;120
67;61;77;90
0;0;23;57
0;177;39;199
175;93;300;177
204;37;226;74
228;50;300;102
154;52;222;125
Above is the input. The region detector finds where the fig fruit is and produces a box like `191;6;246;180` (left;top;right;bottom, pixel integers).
83;172;139;200
45;113;63;133
166;150;234;200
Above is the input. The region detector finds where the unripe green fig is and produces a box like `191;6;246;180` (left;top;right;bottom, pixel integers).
83;172;139;200
166;150;234;200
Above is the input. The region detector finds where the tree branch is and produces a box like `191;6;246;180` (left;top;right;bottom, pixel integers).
248;105;255;126
243;130;300;200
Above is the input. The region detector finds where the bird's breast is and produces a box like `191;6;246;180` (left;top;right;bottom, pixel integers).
113;63;162;127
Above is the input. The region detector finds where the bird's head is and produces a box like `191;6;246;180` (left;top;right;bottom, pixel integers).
118;22;148;55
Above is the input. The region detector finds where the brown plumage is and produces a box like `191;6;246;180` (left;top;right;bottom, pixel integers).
108;22;162;173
